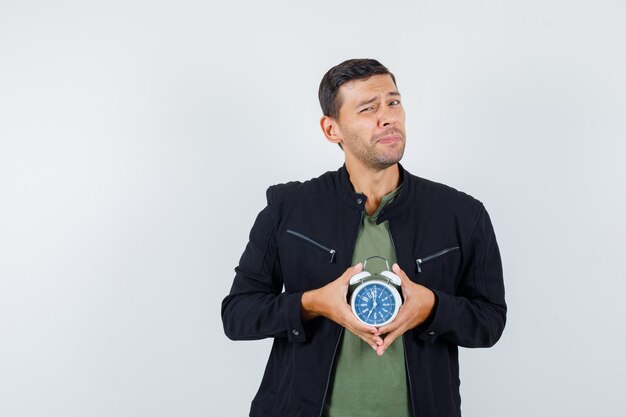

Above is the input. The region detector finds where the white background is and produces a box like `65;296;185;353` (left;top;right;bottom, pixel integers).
1;1;625;416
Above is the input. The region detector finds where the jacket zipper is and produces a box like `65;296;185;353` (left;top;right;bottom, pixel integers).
317;209;364;417
415;245;460;273
286;229;336;263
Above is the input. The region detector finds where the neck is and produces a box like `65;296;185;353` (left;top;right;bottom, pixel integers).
345;159;401;215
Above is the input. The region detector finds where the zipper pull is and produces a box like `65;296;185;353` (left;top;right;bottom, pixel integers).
329;249;336;263
415;259;422;273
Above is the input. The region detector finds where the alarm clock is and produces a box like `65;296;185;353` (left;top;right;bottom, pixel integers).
349;256;403;326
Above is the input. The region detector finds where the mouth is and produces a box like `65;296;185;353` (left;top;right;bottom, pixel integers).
376;134;402;144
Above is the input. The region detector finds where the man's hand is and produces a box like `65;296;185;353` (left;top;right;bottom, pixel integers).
301;263;384;350
374;263;436;356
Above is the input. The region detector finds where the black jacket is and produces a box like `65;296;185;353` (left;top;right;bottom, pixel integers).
222;164;506;417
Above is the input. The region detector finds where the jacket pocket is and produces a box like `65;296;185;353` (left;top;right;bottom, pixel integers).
286;229;336;263
416;245;460;273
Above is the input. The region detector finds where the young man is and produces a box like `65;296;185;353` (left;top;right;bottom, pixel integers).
222;59;506;417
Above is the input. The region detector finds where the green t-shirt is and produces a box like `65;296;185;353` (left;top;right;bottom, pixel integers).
323;186;410;417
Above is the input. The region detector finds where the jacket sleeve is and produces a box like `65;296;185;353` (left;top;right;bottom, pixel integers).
418;205;507;348
221;203;306;343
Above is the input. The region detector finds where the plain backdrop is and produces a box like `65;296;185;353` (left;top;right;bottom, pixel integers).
1;1;625;416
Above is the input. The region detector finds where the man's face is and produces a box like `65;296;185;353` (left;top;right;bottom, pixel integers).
334;74;406;170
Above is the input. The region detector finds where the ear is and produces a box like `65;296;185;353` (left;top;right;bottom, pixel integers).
320;115;343;146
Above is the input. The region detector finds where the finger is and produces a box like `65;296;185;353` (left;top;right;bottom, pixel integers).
340;262;363;284
342;310;383;346
392;263;410;285
376;319;400;336
361;335;384;350
376;329;401;356
343;308;378;335
361;330;384;346
345;323;383;347
355;330;383;346
377;304;410;335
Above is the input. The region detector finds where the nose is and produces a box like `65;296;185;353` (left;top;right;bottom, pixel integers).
377;105;397;128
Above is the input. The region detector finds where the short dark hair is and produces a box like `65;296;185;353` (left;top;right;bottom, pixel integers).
318;58;397;119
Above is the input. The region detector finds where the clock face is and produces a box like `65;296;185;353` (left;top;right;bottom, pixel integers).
351;281;400;326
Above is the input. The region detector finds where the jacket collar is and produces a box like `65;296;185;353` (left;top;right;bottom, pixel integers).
337;162;416;220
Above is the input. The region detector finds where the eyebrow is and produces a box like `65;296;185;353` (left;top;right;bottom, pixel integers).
356;91;401;108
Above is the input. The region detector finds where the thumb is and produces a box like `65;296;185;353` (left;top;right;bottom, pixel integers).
341;262;363;284
392;263;409;285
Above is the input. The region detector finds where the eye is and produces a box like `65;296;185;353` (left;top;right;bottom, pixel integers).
360;106;374;113
389;100;401;106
